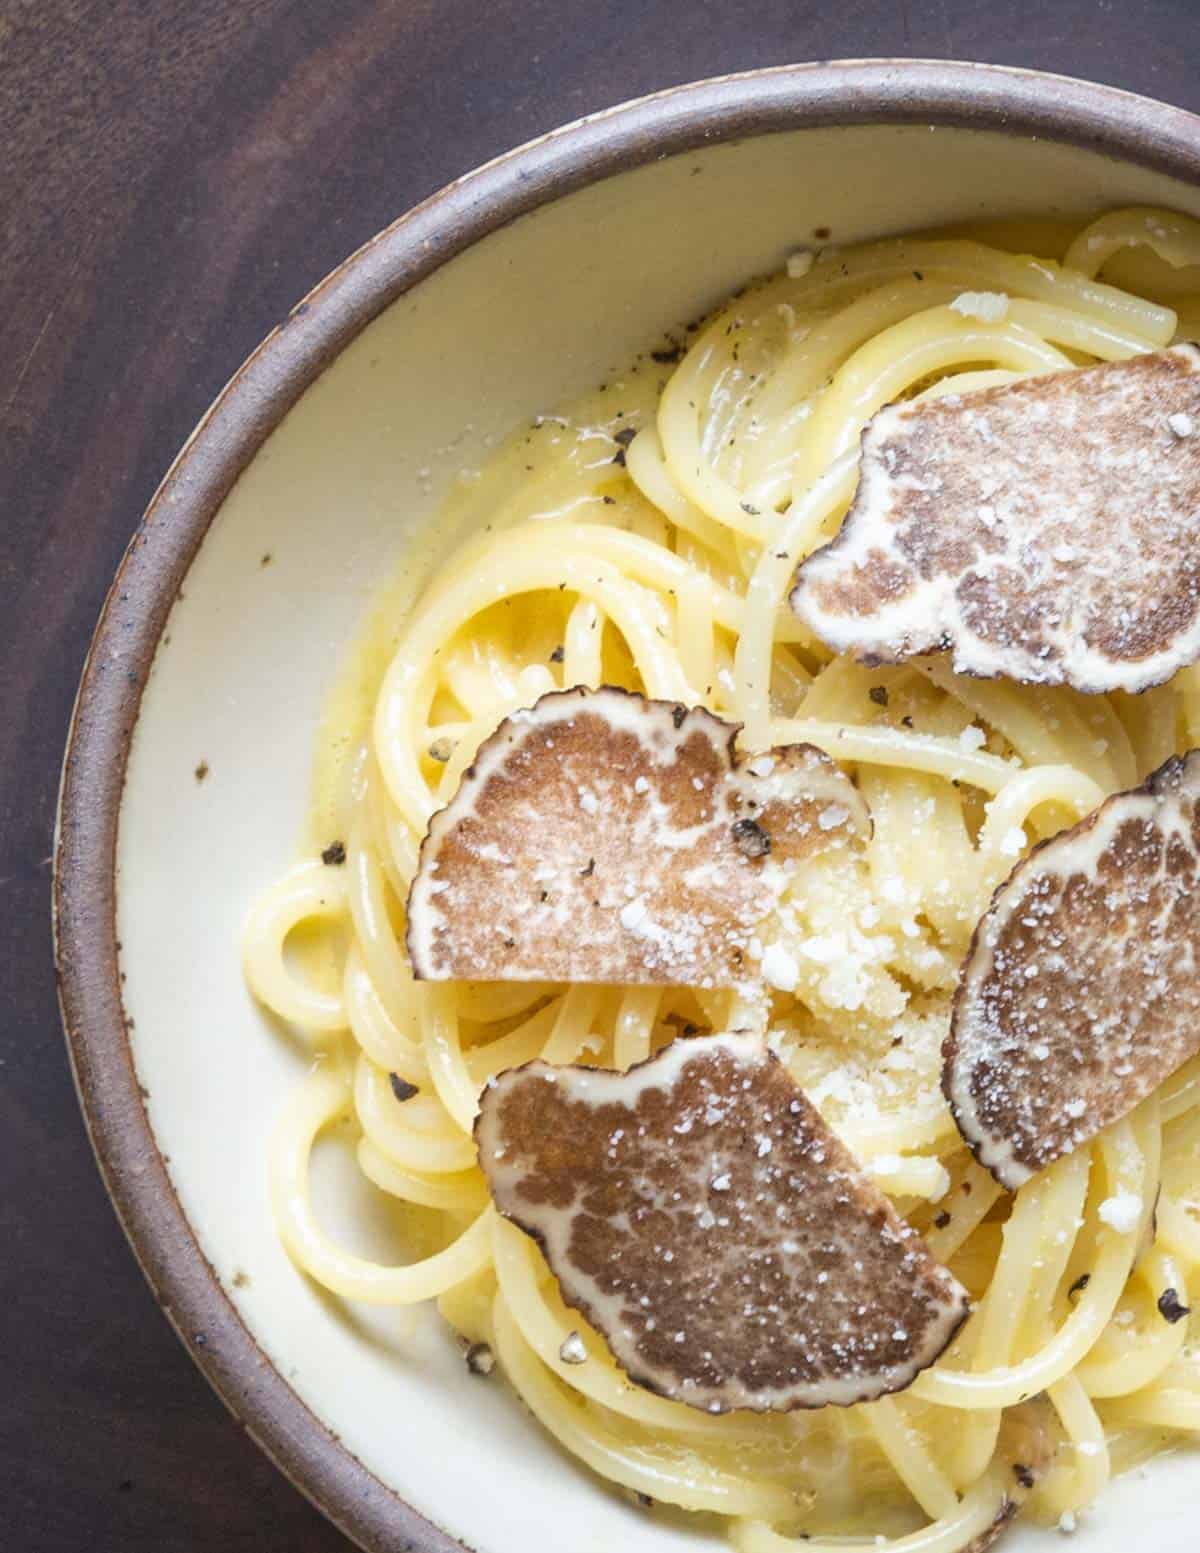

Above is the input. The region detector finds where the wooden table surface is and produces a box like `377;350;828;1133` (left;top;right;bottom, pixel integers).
2;2;1197;1548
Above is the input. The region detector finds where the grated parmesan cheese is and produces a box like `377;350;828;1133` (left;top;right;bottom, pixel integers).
949;290;1010;322
558;1331;588;1364
761;943;800;993
1097;1191;1141;1234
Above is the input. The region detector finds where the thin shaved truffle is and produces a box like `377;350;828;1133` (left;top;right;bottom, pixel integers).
792;346;1200;694
407;687;867;984
946;750;1200;1189
476;1032;968;1412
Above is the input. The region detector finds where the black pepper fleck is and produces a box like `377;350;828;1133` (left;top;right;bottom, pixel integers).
869;686;890;707
731;817;772;859
1157;1287;1191;1324
549;645;565;663
465;1342;495;1376
321;840;346;866
389;1073;419;1103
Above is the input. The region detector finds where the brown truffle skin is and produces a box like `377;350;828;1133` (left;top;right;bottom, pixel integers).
792;345;1200;695
477;1032;968;1413
946;749;1200;1189
407;686;867;985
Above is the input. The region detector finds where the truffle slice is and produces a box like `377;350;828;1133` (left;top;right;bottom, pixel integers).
791;345;1200;694
476;1032;969;1412
946;750;1200;1189
407;687;867;984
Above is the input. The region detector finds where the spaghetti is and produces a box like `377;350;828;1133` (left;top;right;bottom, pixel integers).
244;208;1200;1549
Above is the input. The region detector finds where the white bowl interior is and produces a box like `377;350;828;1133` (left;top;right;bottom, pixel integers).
119;121;1200;1552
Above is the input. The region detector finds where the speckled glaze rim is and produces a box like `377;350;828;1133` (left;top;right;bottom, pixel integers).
53;59;1200;1553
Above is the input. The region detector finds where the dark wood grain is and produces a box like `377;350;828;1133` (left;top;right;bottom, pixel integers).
3;2;1199;1549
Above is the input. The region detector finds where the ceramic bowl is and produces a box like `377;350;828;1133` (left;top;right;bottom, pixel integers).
55;60;1200;1553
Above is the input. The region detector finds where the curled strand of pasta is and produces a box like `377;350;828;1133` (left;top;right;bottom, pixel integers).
242;861;348;1034
492;1295;798;1517
735;451;858;747
1065;206;1200;279
376;552;691;830
911;1121;1149;1411
271;1060;494;1302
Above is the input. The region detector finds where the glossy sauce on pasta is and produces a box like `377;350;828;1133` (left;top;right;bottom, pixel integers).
244;210;1200;1550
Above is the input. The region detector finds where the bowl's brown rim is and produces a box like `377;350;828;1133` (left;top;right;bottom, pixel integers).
53;58;1200;1553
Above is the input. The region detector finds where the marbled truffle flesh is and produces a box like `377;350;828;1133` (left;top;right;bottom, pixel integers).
477;1032;969;1413
792;346;1200;694
407;687;868;985
946;750;1200;1189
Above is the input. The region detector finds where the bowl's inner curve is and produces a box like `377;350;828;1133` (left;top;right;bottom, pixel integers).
117;122;1200;1553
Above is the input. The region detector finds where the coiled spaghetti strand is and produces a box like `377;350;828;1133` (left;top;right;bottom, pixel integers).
271;1058;494;1302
